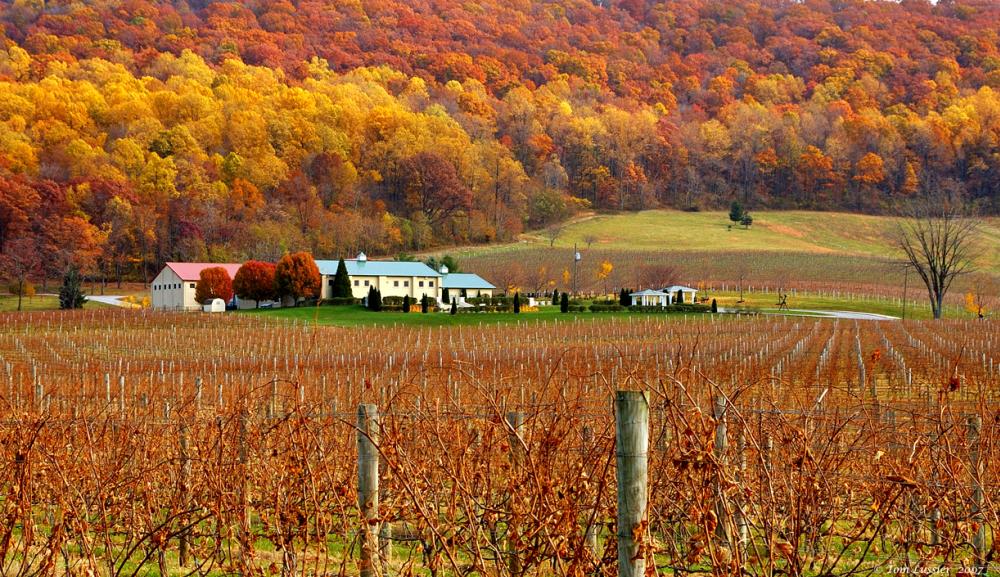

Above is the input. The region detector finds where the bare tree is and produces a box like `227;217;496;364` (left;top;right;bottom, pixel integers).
543;224;564;248
636;263;678;289
583;233;598;248
897;205;979;319
1;236;42;312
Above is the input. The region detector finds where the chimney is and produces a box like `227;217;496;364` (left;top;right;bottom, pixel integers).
357;252;367;262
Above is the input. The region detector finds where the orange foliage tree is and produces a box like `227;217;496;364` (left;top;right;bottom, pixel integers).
233;260;277;307
195;267;234;304
275;252;321;305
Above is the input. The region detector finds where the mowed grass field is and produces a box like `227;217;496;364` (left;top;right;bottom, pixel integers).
433;211;999;308
463;210;1000;270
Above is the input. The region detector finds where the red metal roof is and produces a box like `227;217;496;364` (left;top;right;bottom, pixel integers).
165;262;243;281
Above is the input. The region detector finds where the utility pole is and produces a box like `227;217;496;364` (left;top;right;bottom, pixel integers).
573;243;581;296
902;263;909;321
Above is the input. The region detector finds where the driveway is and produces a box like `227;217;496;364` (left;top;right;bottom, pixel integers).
776;309;899;321
87;295;134;308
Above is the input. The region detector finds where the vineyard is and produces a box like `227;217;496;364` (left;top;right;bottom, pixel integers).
1;310;999;576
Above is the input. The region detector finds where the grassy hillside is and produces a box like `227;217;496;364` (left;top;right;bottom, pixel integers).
434;211;999;303
514;211;998;268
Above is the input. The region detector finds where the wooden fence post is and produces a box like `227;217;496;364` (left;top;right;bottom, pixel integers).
581;425;599;559
357;404;380;577
968;414;985;566
713;395;731;553
506;411;526;576
178;421;191;568
615;391;649;577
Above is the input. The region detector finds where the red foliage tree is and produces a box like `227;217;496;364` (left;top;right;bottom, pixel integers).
401;152;473;226
195;266;234;304
233;260;276;307
275;252;321;305
0;235;42;312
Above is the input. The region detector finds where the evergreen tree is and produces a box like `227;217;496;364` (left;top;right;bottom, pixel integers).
741;213;754;229
729;201;744;224
619;287;630;307
330;258;352;298
513;292;521;313
711;298;718;313
372;288;382;311
403;294;411;313
552;289;559;304
421;294;429;313
366;285;376;310
58;266;87;310
560;292;569;313
450;300;457;315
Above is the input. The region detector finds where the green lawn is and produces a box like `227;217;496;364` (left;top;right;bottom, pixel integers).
241;304;716;327
0;295;112;312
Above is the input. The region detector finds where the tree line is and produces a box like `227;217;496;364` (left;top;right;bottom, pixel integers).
1;0;999;286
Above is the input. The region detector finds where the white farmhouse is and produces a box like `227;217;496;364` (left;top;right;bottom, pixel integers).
151;262;241;311
315;254;496;302
316;253;443;300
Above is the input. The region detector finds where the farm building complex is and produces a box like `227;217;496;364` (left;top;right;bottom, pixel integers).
151;262;242;311
151;254;495;311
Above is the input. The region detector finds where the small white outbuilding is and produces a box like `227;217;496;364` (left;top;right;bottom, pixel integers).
630;289;670;307
203;298;226;313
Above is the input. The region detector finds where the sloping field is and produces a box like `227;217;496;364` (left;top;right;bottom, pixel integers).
439;211;999;300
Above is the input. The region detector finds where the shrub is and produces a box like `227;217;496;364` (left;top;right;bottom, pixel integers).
403;295;411;313
325;297;359;306
588;303;624;312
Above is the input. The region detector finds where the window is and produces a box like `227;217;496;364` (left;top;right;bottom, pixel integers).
364;280;369;286
419;281;424;287
354;280;359;286
404;281;409;287
394;280;399;287
328;279;334;286
429;281;434;287
189;283;195;289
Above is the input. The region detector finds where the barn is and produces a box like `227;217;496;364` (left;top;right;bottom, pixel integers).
151;262;241;311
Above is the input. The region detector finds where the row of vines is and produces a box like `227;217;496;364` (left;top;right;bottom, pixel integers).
0;310;997;576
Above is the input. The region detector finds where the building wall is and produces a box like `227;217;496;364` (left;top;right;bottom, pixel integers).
443;287;493;300
322;274;442;300
150;268;200;311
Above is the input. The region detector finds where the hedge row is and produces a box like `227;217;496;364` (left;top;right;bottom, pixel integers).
628;304;711;313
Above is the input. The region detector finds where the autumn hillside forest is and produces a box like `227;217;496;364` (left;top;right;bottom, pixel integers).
1;0;999;283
